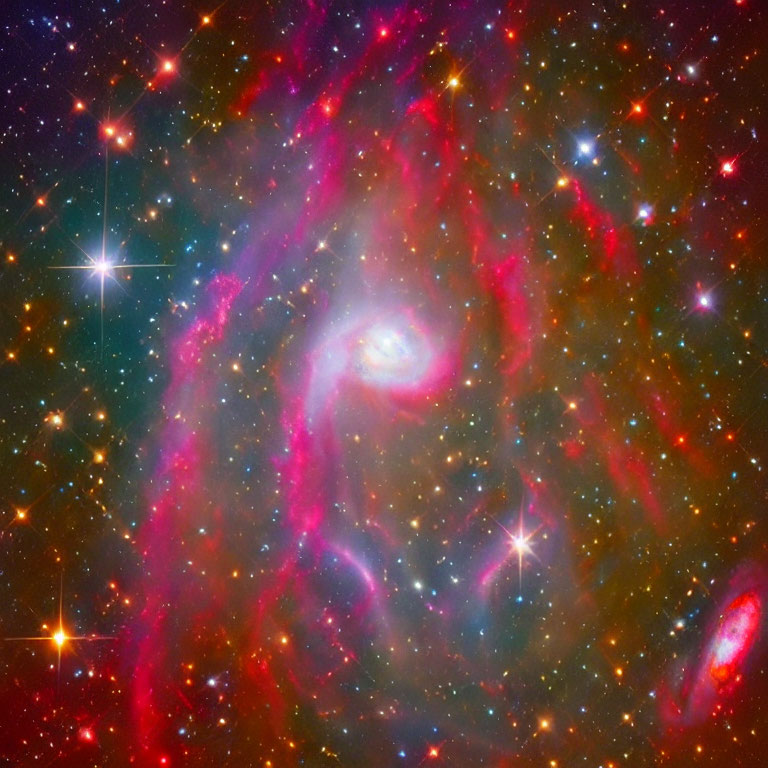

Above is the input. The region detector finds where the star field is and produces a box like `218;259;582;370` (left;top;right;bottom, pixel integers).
1;1;768;766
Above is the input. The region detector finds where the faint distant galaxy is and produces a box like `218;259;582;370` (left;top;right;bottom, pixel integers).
662;563;767;728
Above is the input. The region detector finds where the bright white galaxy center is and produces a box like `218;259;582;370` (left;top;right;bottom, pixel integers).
355;321;432;389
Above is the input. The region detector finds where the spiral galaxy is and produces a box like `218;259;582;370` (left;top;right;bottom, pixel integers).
1;1;767;766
